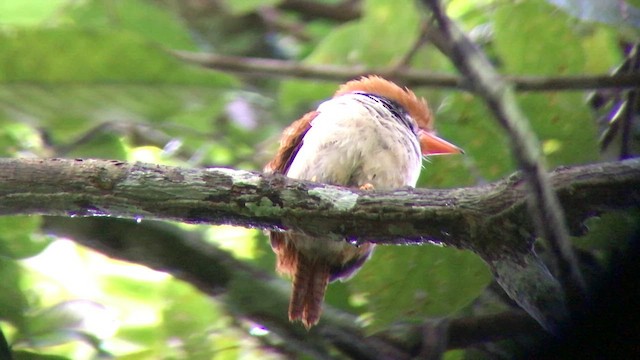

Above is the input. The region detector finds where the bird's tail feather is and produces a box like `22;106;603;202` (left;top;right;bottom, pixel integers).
289;255;330;329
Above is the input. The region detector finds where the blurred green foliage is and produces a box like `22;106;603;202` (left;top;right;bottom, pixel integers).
0;0;636;358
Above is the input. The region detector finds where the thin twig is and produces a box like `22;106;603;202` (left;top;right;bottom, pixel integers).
621;44;640;159
0;325;12;360
257;6;312;42
421;0;587;315
171;51;640;91
622;90;639;159
279;0;361;22
41;216;549;357
391;22;431;70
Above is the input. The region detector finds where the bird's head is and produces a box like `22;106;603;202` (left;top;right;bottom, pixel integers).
335;75;462;156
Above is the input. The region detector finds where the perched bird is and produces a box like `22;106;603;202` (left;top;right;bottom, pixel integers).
265;76;462;328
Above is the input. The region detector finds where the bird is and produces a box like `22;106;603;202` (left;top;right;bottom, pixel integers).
264;75;462;329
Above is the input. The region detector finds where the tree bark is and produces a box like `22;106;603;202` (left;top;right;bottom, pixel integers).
1;158;638;244
1;157;639;332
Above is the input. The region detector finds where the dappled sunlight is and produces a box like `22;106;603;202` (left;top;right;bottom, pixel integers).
205;225;262;260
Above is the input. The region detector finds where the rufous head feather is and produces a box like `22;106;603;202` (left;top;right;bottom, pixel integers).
334;75;433;131
335;75;462;155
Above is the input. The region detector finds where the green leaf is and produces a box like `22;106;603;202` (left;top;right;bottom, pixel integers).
0;29;235;85
305;0;421;67
277;79;336;120
222;0;283;15
443;349;466;360
160;281;222;359
0;123;45;157
279;0;422;118
0;28;237;161
13;350;70;360
0;0;67;26
0;258;28;327
67;0;197;50
358;0;421;65
518;93;599;167
424;93;514;186
582;26;624;73
351;245;491;331
544;0;640;29
0;85;228;142
22;300;114;348
574;210;640;261
0;217;52;259
494;1;585;75
115;326;159;351
100;275;166;304
305;22;368;65
162;281;221;336
447;0;495;22
65;132;128;160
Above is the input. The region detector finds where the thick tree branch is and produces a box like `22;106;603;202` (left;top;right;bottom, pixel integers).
40;217;548;358
171;51;640;91
0;157;636;253
40;217;345;359
422;0;587;327
1;157;639;332
0;158;638;243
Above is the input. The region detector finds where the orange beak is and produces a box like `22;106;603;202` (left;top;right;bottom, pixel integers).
419;130;464;155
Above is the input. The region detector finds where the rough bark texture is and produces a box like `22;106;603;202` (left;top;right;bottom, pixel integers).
1;157;639;332
423;0;588;323
2;158;638;244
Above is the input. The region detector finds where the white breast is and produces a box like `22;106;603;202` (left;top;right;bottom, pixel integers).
285;93;422;189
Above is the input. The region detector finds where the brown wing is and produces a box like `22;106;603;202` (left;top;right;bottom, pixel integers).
266;111;317;276
264;110;317;174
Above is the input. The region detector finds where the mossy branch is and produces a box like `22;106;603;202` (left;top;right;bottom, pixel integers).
1;158;638;245
1;157;639;332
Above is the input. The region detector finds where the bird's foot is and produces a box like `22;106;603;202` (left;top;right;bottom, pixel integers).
359;183;375;191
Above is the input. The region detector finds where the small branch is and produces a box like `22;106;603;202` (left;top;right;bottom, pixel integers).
380;311;545;354
595;43;640;157
41;217;338;359
446;311;546;348
257;7;312;42
620;44;640;159
0;324;11;360
279;0;361;22
40;216;549;357
422;0;587;318
390;22;430;70
171;51;640;91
